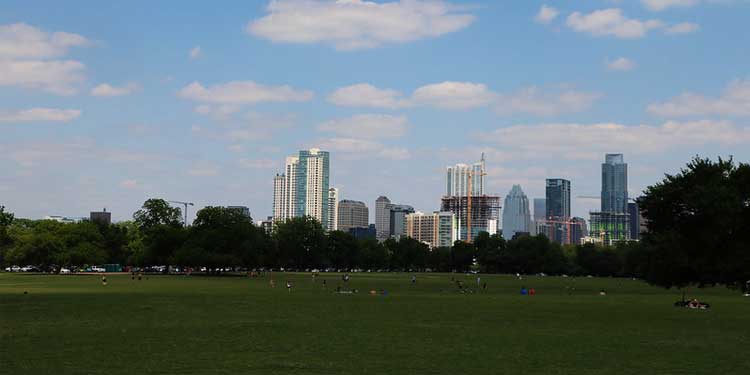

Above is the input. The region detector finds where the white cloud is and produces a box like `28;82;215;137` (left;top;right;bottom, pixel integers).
119;179;140;190
319;137;411;160
317;114;408;139
605;57;636;71
535;5;559;24
495;87;602;116
328;82;600;115
479;120;750;159
90;82;140;97
566;8;664;39
412;81;498;110
327;83;408;109
189;46;202;60
0;108;81;123
178;81;313;105
665;22;700;34
642;0;700;11
247;0;475;50
648;79;750;117
0;59;85;95
193;104;242;119
187;162;220;177
0;23;89;59
0;23;89;95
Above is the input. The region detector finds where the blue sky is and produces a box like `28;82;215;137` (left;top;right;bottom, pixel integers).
1;0;749;223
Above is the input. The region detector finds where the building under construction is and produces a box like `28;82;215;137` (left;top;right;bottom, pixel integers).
536;217;588;245
440;195;501;242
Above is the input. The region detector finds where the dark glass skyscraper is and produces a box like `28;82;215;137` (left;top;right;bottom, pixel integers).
545;179;571;219
601;154;628;213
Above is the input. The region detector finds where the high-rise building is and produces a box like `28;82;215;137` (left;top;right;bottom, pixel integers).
227;206;251;218
90;209;111;225
440;196;501;242
590;154;631;245
272;149;332;230
349;224;377;240
502;185;533;241
389;204;415;239
337;200;368;233
406;211;457;248
375;196;392;241
536;216;587;245
628;202;640;241
327;188;339;231
446;154;485;197
533;198;546;222
546;178;571;220
602;154;628;213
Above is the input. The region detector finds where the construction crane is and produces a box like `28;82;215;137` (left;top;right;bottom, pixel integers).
168;200;194;227
465;154;487;244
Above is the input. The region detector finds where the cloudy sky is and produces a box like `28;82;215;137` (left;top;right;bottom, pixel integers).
1;0;749;223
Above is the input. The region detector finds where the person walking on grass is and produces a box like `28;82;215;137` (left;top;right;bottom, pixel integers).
101;275;107;286
286;281;292;292
411;275;417;285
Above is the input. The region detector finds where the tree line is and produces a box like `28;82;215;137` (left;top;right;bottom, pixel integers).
1;156;748;292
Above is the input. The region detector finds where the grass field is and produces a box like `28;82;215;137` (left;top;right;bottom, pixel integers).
1;272;749;375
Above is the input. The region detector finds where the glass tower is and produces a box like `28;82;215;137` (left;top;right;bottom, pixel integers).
601;154;628;213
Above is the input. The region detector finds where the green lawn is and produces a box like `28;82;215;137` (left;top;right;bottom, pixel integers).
1;272;748;374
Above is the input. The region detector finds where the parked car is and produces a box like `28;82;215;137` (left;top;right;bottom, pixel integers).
91;266;106;272
4;265;21;272
21;265;40;272
60;268;72;274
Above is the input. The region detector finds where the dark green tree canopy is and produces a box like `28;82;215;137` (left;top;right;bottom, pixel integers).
639;156;750;290
133;199;183;230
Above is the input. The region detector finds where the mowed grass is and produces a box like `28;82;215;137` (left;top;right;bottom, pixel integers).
1;272;749;375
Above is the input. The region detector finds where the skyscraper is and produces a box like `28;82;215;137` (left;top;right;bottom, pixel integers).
533;198;546;222
628;201;640;241
502;185;533;240
337;200;369;233
406;211;457;248
602;154;628;213
389;204;415;239
327;188;339;231
546;179;571;219
446;154;485;197
590;154;631;245
272;149;332;230
375;196;391;241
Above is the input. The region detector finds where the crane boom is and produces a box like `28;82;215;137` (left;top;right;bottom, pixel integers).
168;200;194;227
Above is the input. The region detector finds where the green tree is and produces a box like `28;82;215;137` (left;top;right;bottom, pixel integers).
0;206;14;265
133;199;183;230
358;238;389;270
324;231;359;269
474;232;505;273
451;240;476;272
638;156;750;291
272;216;326;269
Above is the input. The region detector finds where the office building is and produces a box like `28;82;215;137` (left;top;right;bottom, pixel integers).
502;185;533;241
349;224;377;240
406;211;457;248
259;216;274;234
628;202;640;241
533;198;546;222
446;154;485;197
272;148;332;230
375;196;392;241
44;215;85;224
389;204;415;239
536;216;587;245
546;179;571;219
327;188;339;231
602;154;628;213
337;199;368;233
590;154;632;245
590;212;630;245
90;209;111;225
227;206;251;218
440;195;501;242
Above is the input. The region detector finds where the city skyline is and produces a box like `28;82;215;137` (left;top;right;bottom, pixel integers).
1;1;749;223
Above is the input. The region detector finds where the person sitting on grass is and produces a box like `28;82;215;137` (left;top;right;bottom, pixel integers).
520;286;528;295
529;288;536;296
102;275;107;286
